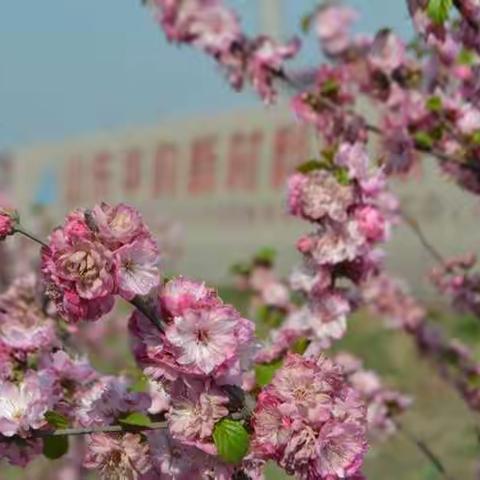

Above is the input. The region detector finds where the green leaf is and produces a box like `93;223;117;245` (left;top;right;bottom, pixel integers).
230;261;251;276
43;436;69;460
426;0;452;25
253;247;277;266
300;13;313;33
334;167;351;186
414;131;434;150
321;78;339;96
471;131;480;146
118;412;152;428
44;410;69;429
426;96;443;112
255;359;283;387
213;419;250;464
291;337;309;355
296;159;325;174
458;49;476;66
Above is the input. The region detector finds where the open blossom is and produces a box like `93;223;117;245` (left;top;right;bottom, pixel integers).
166;305;241;375
287;171;355;223
252;354;367;480
148;430;234;479
84;433;151;479
0;374;50;437
168;378;228;454
130;276;254;381
315;4;358;56
91;202;147;248
0;274;56;352
116;237;160;300
0;437;42;467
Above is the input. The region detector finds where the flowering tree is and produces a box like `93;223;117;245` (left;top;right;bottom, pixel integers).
1;0;480;478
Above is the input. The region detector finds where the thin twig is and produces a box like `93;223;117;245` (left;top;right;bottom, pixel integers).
395;421;455;480
33;421;167;438
14;227;49;249
129;295;166;332
400;211;447;266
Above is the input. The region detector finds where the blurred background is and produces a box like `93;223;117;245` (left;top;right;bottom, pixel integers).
1;1;480;479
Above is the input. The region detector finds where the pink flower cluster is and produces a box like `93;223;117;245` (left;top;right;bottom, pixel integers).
286;142;395;346
252;353;368;480
152;0;300;102
130;277;256;464
41;203;160;322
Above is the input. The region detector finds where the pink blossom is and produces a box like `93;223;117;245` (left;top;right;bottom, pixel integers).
148;430;234;479
0;374;50;437
166;305;240;375
91;202;146;248
287;171;355;223
168;378;228;454
301;221;366;266
334;142;370;181
458;103;480;134
0;208;15;241
161;276;218;317
368;30;406;75
42;225;117;322
315;4;358;56
116;237;160;300
0;274;57;352
84;432;151;479
252;354;367;479
354;206;387;243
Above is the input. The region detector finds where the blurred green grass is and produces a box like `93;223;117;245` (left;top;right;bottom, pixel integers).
2;286;479;479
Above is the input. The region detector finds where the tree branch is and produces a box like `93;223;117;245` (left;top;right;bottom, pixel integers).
129;295;166;333
13;227;49;249
395;420;456;480
34;421;167;438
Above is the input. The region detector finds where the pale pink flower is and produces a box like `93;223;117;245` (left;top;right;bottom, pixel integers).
252;354;367;479
303;221;366;266
84;433;151;479
262;282;290;308
458;103;480;134
316;421;367;478
166;305;239;375
288;171;355;223
92;202;146;248
168;378;228;454
315;4;358;56
368;30;406;74
148;379;171;414
335;142;370;182
161;276;218;317
189;1;240;52
148;430;234;479
116;237;160;300
0;374;49;437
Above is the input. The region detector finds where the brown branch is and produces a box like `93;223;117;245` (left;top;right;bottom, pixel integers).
13;227;49;249
33;421;167;438
400;211;448;266
395;420;456;480
129;295;166;333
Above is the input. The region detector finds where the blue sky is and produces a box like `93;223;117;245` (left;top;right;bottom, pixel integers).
0;1;412;149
